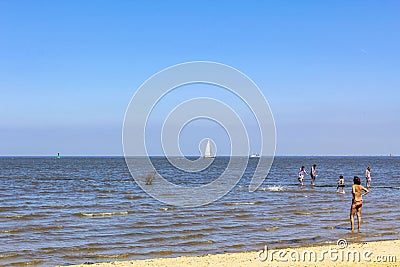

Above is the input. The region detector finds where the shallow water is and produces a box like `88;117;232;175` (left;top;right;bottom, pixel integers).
0;156;399;266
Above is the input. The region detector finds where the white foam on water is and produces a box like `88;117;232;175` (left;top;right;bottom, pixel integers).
265;185;285;191
80;211;129;217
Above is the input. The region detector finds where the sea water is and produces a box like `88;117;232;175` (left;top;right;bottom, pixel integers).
0;156;399;266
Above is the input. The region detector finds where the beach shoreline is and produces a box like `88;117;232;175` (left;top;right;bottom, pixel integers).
58;239;399;267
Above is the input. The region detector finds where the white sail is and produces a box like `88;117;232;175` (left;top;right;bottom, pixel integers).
204;139;213;158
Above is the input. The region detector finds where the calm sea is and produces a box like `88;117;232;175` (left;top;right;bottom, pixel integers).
1;157;399;266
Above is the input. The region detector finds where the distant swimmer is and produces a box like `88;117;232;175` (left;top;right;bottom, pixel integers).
336;175;345;194
365;166;371;188
298;166;308;186
310;164;317;185
350;176;369;232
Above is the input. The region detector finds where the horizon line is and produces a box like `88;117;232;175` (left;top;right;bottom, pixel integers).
0;154;397;157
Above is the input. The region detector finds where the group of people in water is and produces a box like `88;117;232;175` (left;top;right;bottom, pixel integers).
297;164;317;186
297;164;372;189
297;164;372;232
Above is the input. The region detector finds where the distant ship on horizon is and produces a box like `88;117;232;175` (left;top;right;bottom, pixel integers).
250;153;260;158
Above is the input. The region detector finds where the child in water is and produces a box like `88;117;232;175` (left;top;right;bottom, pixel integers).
298;166;308;186
310;164;317;185
365;166;371;188
336;175;345;193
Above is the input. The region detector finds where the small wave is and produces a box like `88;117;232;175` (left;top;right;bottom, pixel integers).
320;207;338;211
366;211;388;216
94;253;131;259
1;229;23;234
74;189;88;192
270;217;283;221
40;205;67;209
62;252;131;260
0;213;47;220
157;207;176;211
180;228;216;234
293;210;316;216
142;224;170;229
1;225;64;234
98;189;119;194
264;226;279;231
323;225;339;230
149;250;175;257
221;225;238;230
312;184;336;188
320;219;344;223
0;253;20;259
137;236;169;243
79;179;95;182
235;214;251;219
76;211;129;217
209;216;225;221
0;206;18;212
260;185;286;192
224;201;262;206
97;195;112;199
376;227;397;231
124;195;146;200
178;240;214;246
376;205;392;209
58;245;106;254
372;186;400;189
3;259;44;266
33;225;65;231
180;233;207;240
293;223;311;227
170;222;201;228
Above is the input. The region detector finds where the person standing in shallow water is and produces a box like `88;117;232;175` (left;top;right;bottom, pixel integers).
350;176;369;232
336;175;345;193
298;166;307;186
365;166;371;188
310;164;317;185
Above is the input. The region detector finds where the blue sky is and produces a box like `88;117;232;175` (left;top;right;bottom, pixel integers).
0;1;399;156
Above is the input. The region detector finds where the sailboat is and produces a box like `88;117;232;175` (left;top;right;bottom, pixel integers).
203;139;215;158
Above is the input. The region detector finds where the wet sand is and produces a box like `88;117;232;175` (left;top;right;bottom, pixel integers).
59;239;399;266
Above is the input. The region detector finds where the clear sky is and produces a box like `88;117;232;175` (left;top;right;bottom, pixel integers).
0;1;399;156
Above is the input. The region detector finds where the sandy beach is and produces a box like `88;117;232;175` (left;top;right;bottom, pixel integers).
59;239;399;267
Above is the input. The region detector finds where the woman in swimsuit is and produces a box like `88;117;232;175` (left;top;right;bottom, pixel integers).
350;176;369;232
